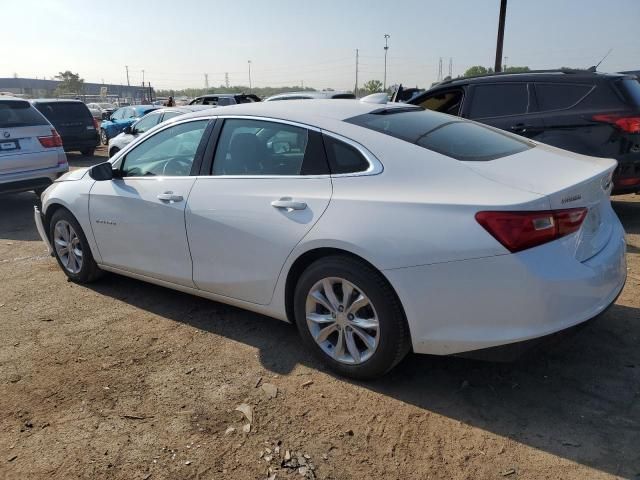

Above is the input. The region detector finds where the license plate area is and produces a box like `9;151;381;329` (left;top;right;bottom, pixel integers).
0;140;19;151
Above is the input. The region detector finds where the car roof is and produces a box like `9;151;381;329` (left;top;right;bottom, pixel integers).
0;96;29;102
265;91;353;100
30;98;85;104
152;105;213;114
177;99;416;129
432;69;631;89
197;93;245;98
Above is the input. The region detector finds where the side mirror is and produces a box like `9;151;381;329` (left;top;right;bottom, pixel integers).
124;125;133;134
89;162;114;181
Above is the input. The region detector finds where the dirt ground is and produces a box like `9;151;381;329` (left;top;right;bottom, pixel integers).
1;148;639;480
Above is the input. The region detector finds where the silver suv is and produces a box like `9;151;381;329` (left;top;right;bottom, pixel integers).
0;97;68;196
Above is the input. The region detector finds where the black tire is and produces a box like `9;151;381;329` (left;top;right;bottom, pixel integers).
100;129;108;145
49;209;102;283
81;147;95;156
109;147;119;158
294;255;410;379
33;187;46;198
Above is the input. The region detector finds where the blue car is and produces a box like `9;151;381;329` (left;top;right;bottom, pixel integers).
99;105;159;145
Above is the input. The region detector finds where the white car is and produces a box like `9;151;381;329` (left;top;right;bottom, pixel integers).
34;100;626;379
108;105;212;157
1;96;68;195
264;91;356;101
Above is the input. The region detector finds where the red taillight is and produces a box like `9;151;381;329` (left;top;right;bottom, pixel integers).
475;208;588;253
592;113;640;134
616;177;640;187
92;118;99;130
38;129;63;148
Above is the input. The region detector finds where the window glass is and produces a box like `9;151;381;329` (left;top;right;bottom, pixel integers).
469;83;529;117
216;97;234;106
126;108;137;118
121;120;208;177
322;135;370;174
0;101;48;128
111;108;125;120
162;111;184;121
202;97;219;106
133;112;162;134
346;109;531;161
417;90;464;116
212;119;310;176
535;83;592;111
619;78;640;107
35;102;92;123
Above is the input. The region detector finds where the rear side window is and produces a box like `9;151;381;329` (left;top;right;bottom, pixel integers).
469;83;529;117
322;135;370;174
35;102;92;123
347;109;531;161
0;101;48;128
535;83;593;111
416;89;464;116
619;78;640;106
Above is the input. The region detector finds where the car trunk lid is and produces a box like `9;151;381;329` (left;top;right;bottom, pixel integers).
466;144;617;262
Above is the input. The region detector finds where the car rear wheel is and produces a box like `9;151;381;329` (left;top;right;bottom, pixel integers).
294;256;410;379
50;209;102;283
100;129;108;145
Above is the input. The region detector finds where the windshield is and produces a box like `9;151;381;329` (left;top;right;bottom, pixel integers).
0;100;49;128
346;109;532;161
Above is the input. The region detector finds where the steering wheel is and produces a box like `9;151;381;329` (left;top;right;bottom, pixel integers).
162;156;192;176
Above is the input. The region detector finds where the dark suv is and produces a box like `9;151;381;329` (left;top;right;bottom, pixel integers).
31;99;100;156
403;70;640;194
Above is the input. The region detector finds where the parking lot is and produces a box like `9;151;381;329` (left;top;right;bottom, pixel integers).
0;148;637;480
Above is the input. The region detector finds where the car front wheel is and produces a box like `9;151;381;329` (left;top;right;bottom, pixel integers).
100;129;108;145
50;209;102;283
294;256;410;379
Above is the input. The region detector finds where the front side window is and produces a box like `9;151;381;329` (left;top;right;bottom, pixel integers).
416;89;464;116
469;83;529;118
162;111;184;122
202;97;218;105
120;120;208;177
126;108;138;118
133;112;162;134
346;109;531;161
212;118;317;176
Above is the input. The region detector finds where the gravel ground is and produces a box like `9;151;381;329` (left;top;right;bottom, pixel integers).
1;148;639;480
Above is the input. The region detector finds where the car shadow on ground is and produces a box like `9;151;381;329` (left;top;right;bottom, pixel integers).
613;197;640;235
83;274;640;477
65;148;108;168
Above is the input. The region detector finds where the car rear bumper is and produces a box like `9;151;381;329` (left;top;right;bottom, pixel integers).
385;219;627;356
0;164;68;194
62;136;100;151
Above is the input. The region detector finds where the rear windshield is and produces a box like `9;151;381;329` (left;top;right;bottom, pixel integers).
0;100;49;128
346;109;532;161
619;78;640;106
35;102;92;123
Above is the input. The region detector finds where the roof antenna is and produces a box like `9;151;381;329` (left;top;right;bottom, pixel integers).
588;48;612;72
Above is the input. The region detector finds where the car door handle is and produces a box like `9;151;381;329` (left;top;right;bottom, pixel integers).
157;191;183;203
271;197;307;211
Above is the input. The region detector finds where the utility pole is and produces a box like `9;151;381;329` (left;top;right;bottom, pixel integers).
148;82;153;102
494;0;507;72
448;58;453;78
204;73;209;89
437;57;443;81
225;72;229;88
248;60;252;92
125;65;130;86
383;34;390;90
503;56;508;71
142;69;145;87
354;48;359;97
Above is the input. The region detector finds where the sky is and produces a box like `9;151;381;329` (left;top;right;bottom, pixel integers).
3;0;640;91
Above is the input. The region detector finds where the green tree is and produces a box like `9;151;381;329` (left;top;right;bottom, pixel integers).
504;66;530;73
54;71;84;96
463;66;493;77
363;79;383;94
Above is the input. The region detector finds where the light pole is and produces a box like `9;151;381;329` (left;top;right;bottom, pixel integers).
248;60;252;92
383;34;390;91
494;0;507;73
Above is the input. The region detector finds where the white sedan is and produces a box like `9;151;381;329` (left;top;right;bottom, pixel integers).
34;100;626;379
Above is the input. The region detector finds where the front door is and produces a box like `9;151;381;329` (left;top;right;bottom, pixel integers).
187;117;333;305
90;119;210;286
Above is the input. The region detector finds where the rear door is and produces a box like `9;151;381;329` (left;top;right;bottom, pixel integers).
35;102;95;144
0;100;59;174
466;82;546;140
186;117;332;305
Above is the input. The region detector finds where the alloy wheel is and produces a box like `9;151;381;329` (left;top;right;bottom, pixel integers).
305;277;380;364
53;220;83;274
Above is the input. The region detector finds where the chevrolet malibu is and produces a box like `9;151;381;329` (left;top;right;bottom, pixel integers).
34;100;627;379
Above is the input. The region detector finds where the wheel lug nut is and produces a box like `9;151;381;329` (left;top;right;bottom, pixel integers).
347;314;354;320
338;305;344;312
